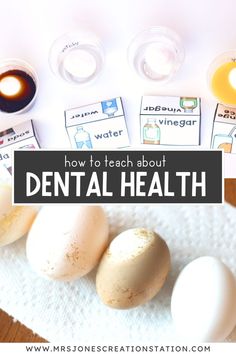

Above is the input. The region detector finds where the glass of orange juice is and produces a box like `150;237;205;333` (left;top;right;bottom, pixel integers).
208;51;236;107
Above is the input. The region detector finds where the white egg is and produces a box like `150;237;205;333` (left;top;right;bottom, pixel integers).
0;184;37;247
26;205;109;281
171;256;236;342
144;43;175;76
63;49;97;78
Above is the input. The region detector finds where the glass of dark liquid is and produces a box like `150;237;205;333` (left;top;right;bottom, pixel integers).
0;59;38;114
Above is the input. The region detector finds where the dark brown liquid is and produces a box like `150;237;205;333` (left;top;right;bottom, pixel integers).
0;69;36;113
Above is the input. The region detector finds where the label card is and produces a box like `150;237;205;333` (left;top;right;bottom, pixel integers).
0;120;40;183
65;97;130;150
140;96;201;146
211;104;236;154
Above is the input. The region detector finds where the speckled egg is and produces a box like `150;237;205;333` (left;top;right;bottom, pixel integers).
96;228;170;309
0;184;37;247
26;205;109;281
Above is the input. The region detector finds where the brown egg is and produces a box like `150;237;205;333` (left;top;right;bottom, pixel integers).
96;228;170;309
0;184;37;247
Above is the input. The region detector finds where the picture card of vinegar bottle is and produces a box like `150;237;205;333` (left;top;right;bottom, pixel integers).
140;96;201;146
143;118;161;144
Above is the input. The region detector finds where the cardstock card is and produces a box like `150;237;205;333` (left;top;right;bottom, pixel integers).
140;96;201;146
211;104;236;154
0;120;40;183
65;97;130;150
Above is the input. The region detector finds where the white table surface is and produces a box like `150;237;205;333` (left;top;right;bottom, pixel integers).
0;0;235;177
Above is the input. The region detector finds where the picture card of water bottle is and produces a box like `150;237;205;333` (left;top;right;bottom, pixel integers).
140;96;201;146
0;120;40;183
65;97;130;150
211;103;236;154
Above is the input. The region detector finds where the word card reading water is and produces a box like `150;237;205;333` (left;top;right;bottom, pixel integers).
65;97;130;150
140;96;201;146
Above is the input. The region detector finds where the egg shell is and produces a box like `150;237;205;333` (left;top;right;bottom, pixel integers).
96;228;170;309
0;184;37;247
171;256;236;342
26;205;109;281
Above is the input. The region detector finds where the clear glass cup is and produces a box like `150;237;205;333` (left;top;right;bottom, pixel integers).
49;30;105;85
0;59;38;114
128;26;185;83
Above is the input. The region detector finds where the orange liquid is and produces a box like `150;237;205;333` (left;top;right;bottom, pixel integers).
218;142;232;153
211;62;236;106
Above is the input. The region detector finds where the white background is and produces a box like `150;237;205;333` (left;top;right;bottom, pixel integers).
0;0;235;176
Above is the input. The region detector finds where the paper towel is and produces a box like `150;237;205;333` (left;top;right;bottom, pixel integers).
0;204;236;343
